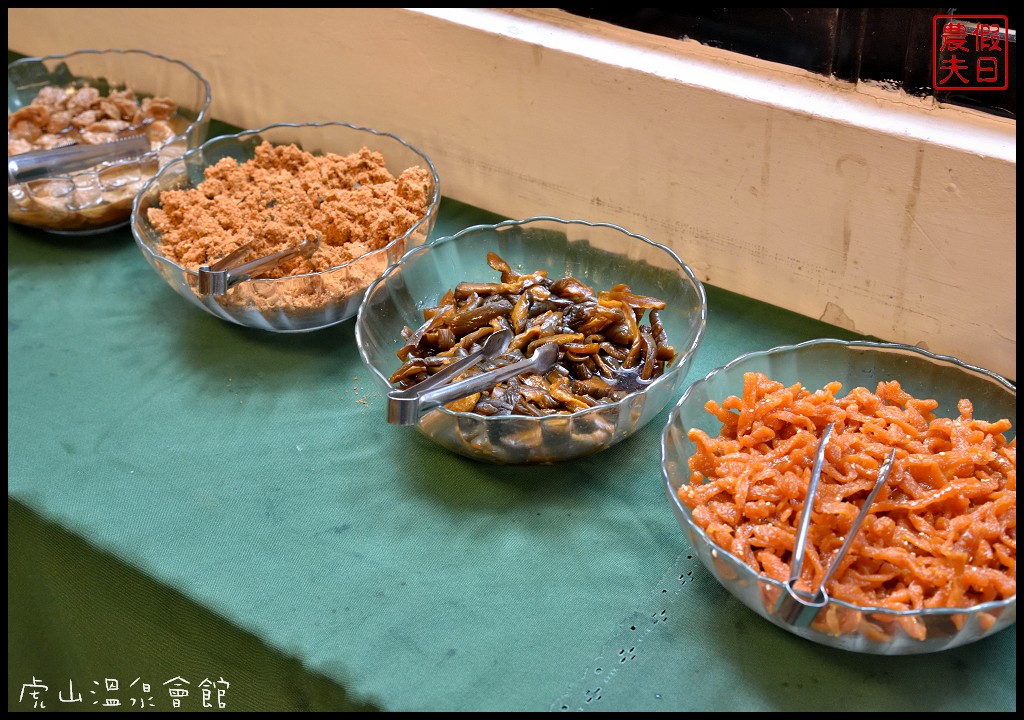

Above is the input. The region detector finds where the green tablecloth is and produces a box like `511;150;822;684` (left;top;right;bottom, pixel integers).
8;197;1016;712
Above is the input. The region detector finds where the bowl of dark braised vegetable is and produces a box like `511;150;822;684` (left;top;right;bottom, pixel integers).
355;216;707;463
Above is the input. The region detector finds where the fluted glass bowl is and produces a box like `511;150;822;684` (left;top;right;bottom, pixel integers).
131;121;441;332
662;339;1016;654
8;49;212;235
356;217;707;464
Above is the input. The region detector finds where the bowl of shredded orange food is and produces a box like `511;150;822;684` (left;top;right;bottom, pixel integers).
661;339;1015;654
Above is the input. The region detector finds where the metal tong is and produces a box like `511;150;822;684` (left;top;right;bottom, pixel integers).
197;236;320;296
774;421;898;626
8;133;151;185
387;328;560;425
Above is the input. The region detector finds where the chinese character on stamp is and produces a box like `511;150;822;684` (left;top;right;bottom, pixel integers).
932;14;1010;91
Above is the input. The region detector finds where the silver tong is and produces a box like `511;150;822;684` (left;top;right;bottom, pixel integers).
774;421;897;626
197;236;320;296
8;133;151;185
387;328;560;425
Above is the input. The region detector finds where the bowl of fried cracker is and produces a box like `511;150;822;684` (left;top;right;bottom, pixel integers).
8;48;211;235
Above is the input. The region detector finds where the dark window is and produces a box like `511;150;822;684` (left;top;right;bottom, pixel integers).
560;8;1015;118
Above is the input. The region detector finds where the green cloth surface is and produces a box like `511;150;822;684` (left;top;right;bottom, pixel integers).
8;197;1016;710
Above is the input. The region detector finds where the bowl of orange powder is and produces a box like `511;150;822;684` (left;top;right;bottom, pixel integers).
130;121;440;332
661;338;1016;654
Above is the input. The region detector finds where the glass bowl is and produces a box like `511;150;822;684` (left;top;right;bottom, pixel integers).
662;338;1016;654
356;217;708;464
8;48;212;235
130;121;441;332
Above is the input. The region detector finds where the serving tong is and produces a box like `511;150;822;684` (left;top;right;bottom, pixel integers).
197;236;320;296
774;421;897;627
7;133;151;186
387;328;560;425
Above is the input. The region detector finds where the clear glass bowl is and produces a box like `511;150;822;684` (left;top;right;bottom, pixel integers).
356;217;708;464
662;339;1016;654
130;121;441;332
8;48;212;235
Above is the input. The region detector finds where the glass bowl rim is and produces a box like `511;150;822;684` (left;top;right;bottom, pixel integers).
130;120;443;283
355;214;709;424
9;47;213;157
660;336;1017;620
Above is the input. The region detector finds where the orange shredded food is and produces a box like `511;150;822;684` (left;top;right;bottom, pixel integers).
678;371;1015;637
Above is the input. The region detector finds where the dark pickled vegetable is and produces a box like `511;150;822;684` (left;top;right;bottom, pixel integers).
389;252;677;416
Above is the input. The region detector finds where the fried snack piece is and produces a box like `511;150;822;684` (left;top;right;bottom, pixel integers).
8;84;178;154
